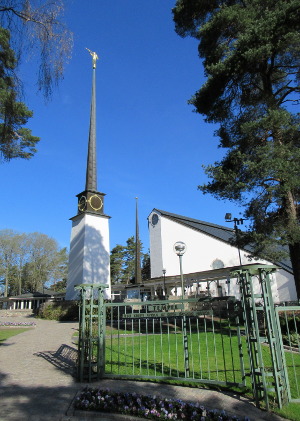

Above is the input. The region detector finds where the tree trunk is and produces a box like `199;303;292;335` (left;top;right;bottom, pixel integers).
289;242;300;300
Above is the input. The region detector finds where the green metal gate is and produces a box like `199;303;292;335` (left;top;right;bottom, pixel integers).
275;305;300;403
75;283;107;382
76;264;299;410
231;264;292;409
76;286;248;388
103;297;247;389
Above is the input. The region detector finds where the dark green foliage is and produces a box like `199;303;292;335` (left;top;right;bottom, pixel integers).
279;312;300;335
141;252;151;281
38;300;79;321
110;244;124;284
49;278;67;292
110;237;150;285
0;27;39;161
0;1;72;161
173;0;300;297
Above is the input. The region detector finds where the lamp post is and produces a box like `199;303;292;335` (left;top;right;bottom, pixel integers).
225;213;246;266
174;241;187;300
162;268;166;297
174;241;189;377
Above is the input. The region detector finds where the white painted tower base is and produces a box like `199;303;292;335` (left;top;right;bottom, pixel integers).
66;212;111;300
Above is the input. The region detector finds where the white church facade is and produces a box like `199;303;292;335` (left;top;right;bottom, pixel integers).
148;209;297;303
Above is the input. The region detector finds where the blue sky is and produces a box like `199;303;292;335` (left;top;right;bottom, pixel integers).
2;1;244;254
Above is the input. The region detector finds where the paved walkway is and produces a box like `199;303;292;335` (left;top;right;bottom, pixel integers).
0;312;289;421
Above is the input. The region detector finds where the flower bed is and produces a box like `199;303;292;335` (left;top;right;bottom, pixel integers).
74;388;250;420
0;321;36;327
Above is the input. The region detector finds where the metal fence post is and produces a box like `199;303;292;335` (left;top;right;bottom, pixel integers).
75;283;108;382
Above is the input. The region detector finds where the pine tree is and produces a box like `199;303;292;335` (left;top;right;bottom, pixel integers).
0;27;39;160
110;237;150;285
173;0;300;298
0;1;72;161
110;244;125;285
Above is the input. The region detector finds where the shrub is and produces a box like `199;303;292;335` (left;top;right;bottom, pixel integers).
279;312;300;336
38;301;79;321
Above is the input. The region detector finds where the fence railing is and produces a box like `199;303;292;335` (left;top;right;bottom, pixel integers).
275;306;300;403
75;270;300;411
103;297;248;388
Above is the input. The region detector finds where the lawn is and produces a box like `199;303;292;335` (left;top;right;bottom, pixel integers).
103;328;300;421
105;331;247;385
0;328;31;344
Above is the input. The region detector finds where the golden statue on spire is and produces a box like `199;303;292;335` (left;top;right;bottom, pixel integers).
86;48;99;69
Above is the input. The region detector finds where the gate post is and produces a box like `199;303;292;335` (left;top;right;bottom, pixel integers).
75;283;108;382
231;264;288;409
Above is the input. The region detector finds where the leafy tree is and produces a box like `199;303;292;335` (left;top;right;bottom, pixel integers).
49;278;66;292
0;229;19;296
23;232;62;292
51;247;68;287
173;0;300;298
0;1;72;161
0;229;68;295
7;232;29;295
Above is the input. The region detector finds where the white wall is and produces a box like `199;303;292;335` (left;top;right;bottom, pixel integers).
66;213;111;300
148;210;297;302
150;210;253;278
276;269;297;302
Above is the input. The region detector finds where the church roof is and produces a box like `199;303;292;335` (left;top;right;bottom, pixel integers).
152;209;293;274
8;290;64;299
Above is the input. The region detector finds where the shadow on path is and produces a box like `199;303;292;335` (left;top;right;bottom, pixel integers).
34;344;77;376
0;382;78;421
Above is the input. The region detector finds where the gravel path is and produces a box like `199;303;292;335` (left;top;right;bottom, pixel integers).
0;312;289;421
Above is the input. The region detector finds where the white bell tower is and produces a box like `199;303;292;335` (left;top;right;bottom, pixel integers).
66;50;111;300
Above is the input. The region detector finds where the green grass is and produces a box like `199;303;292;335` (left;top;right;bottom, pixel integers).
0;328;31;344
78;314;300;420
275;402;300;421
102;327;300;421
105;332;246;384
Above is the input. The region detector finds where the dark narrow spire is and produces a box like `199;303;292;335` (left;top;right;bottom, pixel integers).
85;49;99;191
135;197;142;284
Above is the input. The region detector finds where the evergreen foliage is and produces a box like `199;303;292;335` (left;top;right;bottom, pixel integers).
110;236;150;284
173;0;300;297
0;27;39;160
0;1;72;161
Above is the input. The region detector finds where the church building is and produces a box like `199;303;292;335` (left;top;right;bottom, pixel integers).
147;209;297;303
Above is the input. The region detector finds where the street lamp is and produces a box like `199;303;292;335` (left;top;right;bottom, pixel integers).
173;241;189;377
225;213;246;266
162;268;166;297
174;241;187;300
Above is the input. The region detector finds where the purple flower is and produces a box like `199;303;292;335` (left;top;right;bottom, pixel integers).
73;388;251;421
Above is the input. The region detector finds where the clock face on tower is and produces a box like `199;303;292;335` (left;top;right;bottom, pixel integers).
88;194;103;211
78;196;87;212
77;191;104;215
